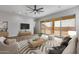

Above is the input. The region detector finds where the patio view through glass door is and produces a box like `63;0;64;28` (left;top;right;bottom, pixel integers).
54;15;76;37
41;21;52;34
61;18;76;37
40;15;76;37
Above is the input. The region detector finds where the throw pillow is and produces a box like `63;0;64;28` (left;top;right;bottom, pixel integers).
0;37;6;45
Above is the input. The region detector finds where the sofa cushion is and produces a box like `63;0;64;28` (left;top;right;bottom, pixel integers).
0;37;6;46
4;39;16;45
0;38;18;54
40;34;49;40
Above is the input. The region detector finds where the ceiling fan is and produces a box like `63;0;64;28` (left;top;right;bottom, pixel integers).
26;5;44;14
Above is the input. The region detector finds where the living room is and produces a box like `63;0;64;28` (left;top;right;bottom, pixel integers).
0;5;79;54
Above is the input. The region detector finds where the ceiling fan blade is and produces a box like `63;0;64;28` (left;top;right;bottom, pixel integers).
27;6;33;10
34;5;36;10
37;8;43;11
26;5;44;14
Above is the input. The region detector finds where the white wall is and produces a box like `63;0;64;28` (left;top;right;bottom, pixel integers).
8;16;35;36
0;12;35;36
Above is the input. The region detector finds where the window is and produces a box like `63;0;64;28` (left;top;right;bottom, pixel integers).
41;21;52;34
54;20;61;36
40;15;76;37
61;18;76;37
54;15;76;37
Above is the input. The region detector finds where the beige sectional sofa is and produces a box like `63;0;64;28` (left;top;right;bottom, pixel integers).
0;35;78;54
28;35;78;54
0;39;18;54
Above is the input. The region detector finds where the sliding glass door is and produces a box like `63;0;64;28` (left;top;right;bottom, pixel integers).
54;15;76;37
61;18;76;37
54;20;61;36
40;15;76;37
41;21;52;34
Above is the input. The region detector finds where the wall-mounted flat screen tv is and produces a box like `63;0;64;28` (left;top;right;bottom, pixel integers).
20;23;30;29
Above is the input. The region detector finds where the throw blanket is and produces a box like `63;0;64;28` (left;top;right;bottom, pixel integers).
48;45;66;54
48;36;72;54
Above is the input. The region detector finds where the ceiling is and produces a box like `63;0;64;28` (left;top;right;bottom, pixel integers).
0;5;77;19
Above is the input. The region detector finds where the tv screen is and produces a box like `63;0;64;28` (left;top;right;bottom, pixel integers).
20;23;30;29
